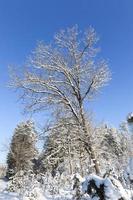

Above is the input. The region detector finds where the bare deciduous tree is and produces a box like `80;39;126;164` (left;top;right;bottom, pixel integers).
11;26;111;174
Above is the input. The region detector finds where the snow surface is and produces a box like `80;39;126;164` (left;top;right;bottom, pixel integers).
0;179;19;200
0;175;133;200
0;179;71;200
82;174;133;200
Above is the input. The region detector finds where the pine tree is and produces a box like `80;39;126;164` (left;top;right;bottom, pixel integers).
6;120;38;178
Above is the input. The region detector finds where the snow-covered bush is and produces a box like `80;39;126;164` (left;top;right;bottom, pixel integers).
22;186;45;200
82;174;133;200
8;170;43;200
40;171;73;196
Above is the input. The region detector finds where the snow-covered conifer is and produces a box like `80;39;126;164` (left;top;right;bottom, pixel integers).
6;120;38;178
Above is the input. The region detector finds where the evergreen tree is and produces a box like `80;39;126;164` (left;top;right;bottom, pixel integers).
6;120;38;178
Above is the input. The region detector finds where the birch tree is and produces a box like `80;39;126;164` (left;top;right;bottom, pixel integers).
11;26;111;174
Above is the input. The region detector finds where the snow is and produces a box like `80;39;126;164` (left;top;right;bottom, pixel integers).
127;112;133;122
0;179;47;200
82;174;133;200
82;174;104;192
72;173;85;183
0;175;133;200
128;112;133;119
0;179;72;200
0;179;19;200
126;158;133;180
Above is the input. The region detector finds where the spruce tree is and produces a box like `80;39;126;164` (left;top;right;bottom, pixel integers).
6;120;38;178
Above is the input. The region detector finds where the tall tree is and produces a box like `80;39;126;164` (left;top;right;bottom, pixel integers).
6;120;38;178
39;116;85;176
11;26;111;174
125;113;133;187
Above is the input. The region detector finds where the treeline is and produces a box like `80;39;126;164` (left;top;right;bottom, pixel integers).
5;115;133;199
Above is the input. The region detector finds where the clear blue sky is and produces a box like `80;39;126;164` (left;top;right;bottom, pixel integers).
0;0;133;163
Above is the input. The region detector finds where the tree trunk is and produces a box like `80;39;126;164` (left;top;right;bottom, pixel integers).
80;106;101;175
79;148;84;176
68;142;73;175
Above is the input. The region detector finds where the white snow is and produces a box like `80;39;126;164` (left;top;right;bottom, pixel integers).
82;174;133;200
127;112;133;121
0;179;19;200
0;175;133;200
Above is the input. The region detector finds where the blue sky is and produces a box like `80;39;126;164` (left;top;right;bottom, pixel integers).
0;0;133;163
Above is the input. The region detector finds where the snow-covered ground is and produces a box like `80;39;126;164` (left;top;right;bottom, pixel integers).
0;179;71;200
0;175;133;200
0;179;19;200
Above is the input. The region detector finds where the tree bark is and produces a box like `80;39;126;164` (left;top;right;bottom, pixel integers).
80;106;101;175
